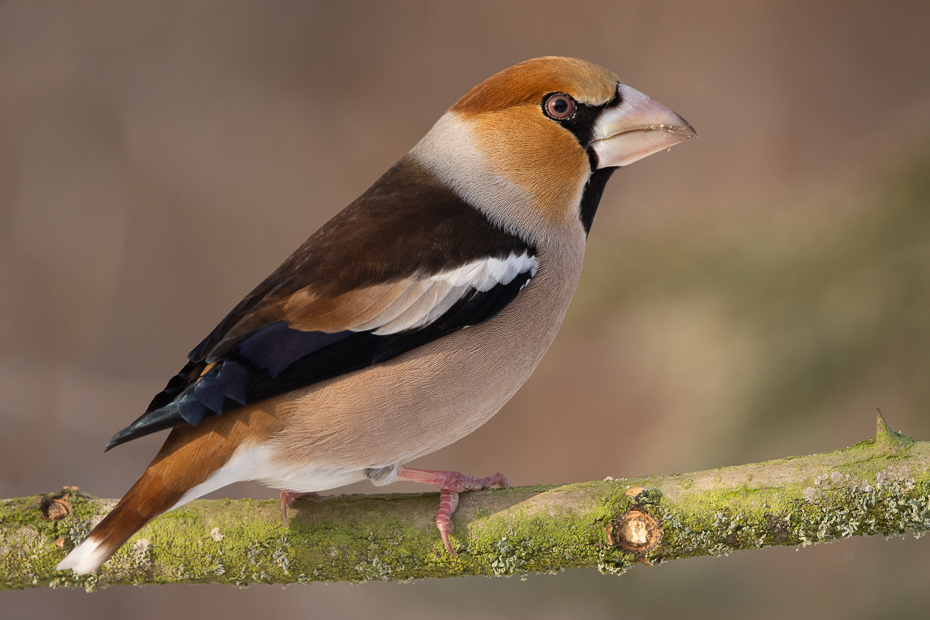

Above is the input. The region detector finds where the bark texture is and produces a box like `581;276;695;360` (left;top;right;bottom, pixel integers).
2;412;928;591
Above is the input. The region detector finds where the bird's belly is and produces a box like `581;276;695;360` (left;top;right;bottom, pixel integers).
171;442;369;509
230;443;369;492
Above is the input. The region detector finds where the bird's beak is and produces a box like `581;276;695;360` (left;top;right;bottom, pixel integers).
591;83;696;168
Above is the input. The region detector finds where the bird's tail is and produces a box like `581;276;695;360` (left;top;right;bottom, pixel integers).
56;468;184;575
57;404;273;575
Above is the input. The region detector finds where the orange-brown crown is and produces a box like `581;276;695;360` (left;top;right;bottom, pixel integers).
451;57;619;116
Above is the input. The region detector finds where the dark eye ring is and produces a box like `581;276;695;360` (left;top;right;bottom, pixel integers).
544;93;576;120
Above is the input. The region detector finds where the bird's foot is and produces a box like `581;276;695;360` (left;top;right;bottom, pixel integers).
395;467;510;555
279;490;321;527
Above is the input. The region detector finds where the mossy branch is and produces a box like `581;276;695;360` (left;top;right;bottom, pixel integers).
3;411;929;591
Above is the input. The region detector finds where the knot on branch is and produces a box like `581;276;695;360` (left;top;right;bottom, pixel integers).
39;490;74;521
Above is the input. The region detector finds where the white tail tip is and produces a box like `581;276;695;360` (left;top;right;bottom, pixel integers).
56;537;108;575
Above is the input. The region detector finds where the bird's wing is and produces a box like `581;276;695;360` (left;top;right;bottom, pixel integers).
106;158;537;449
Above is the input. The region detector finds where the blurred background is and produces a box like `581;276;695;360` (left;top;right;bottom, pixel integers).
2;1;930;617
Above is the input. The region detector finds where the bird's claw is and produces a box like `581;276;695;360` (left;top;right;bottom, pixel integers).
279;490;320;527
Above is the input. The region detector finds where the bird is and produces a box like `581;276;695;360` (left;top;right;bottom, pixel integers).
56;56;695;575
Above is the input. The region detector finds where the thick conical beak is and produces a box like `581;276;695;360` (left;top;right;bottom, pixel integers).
591;83;696;168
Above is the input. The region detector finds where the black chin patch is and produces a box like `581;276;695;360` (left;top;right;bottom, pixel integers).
579;167;616;235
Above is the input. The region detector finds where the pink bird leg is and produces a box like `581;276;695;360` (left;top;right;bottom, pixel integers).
396;466;510;555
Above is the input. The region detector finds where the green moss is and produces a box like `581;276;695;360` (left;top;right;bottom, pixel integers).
625;425;930;565
3;419;929;590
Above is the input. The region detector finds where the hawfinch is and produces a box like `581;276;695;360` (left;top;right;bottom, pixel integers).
57;56;694;574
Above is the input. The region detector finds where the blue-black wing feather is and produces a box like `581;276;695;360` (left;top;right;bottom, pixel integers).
106;270;531;450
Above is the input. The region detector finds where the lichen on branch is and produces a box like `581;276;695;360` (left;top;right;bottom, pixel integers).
2;411;928;591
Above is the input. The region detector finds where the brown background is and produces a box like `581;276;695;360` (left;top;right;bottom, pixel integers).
3;1;930;618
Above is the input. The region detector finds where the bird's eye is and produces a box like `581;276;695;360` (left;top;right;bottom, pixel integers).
544;93;576;120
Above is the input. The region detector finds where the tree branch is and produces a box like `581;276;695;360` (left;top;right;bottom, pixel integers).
3;411;929;591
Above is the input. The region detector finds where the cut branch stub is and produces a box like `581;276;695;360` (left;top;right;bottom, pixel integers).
609;509;662;554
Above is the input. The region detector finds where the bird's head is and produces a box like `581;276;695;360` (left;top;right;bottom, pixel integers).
410;57;695;241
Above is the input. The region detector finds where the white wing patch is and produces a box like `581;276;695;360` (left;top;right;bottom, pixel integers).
368;251;537;336
439;251;536;291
